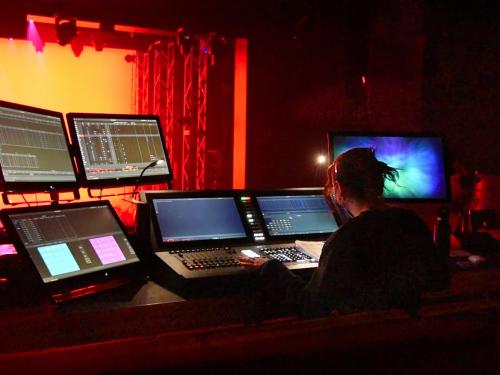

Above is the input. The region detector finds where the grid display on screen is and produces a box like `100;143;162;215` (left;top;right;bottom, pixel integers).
0;102;76;185
69;115;171;184
38;243;80;276
90;236;126;265
256;195;338;237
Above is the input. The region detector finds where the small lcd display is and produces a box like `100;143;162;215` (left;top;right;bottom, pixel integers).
256;195;338;237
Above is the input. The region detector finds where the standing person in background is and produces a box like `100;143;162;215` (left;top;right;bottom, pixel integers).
239;148;450;318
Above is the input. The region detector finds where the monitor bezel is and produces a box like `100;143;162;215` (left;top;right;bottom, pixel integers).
0;100;78;193
327;131;452;202
146;190;254;250
253;188;340;242
0;200;145;299
66;112;173;188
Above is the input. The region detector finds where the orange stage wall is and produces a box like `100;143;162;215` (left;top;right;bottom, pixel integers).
0;38;134;113
0;37;139;229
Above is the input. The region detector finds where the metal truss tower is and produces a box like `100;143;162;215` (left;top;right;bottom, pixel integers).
134;51;150;115
196;38;209;190
151;41;176;160
133;35;209;191
181;45;194;190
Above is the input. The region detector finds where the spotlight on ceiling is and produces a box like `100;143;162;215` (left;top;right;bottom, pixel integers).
55;17;77;46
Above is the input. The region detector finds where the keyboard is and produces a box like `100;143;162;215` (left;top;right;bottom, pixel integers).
155;244;318;279
259;246;316;263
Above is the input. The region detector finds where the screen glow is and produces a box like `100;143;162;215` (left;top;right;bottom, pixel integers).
330;135;448;200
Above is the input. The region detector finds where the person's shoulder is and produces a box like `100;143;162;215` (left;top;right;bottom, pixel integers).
348;207;411;222
383;207;430;232
356;207;427;229
385;207;420;219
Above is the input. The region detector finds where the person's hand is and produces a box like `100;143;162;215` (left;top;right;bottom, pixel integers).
237;256;270;268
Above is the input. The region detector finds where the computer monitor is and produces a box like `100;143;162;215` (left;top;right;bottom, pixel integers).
66;113;173;187
0;100;77;192
1;201;143;302
328;133;450;201
255;190;339;241
147;191;251;249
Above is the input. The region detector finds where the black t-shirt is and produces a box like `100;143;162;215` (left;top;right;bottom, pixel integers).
259;207;450;319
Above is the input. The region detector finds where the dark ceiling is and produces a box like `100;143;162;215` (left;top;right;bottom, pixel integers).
4;1;497;39
14;0;375;37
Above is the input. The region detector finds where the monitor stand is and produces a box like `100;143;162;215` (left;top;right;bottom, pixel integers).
1;188;80;206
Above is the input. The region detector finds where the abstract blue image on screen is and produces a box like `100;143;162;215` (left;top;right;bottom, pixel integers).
331;135;448;200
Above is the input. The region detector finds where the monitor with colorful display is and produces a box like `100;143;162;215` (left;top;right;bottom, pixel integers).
328;133;450;201
0;201;144;302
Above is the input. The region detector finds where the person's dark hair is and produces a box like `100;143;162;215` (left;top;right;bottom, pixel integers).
328;148;399;201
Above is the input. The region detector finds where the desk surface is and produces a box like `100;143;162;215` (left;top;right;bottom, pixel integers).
1;257;499;353
0;257;499;375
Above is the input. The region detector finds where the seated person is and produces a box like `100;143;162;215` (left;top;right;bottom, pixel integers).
240;148;450;319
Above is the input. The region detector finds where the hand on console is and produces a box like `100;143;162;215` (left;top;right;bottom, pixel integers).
237;256;270;268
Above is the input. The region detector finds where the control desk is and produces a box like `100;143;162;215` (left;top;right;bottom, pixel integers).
137;189;341;279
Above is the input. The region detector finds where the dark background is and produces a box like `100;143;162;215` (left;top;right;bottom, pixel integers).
1;0;499;189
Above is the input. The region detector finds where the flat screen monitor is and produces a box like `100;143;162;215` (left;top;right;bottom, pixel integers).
0;201;143;302
0;100;77;191
255;191;339;240
148;191;251;248
66;113;173;187
328;133;450;201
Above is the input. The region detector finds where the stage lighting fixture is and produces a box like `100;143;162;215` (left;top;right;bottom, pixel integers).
55;17;77;46
70;38;84;57
207;32;227;66
92;32;104;52
176;27;193;55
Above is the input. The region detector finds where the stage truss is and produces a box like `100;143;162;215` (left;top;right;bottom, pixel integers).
133;35;209;190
